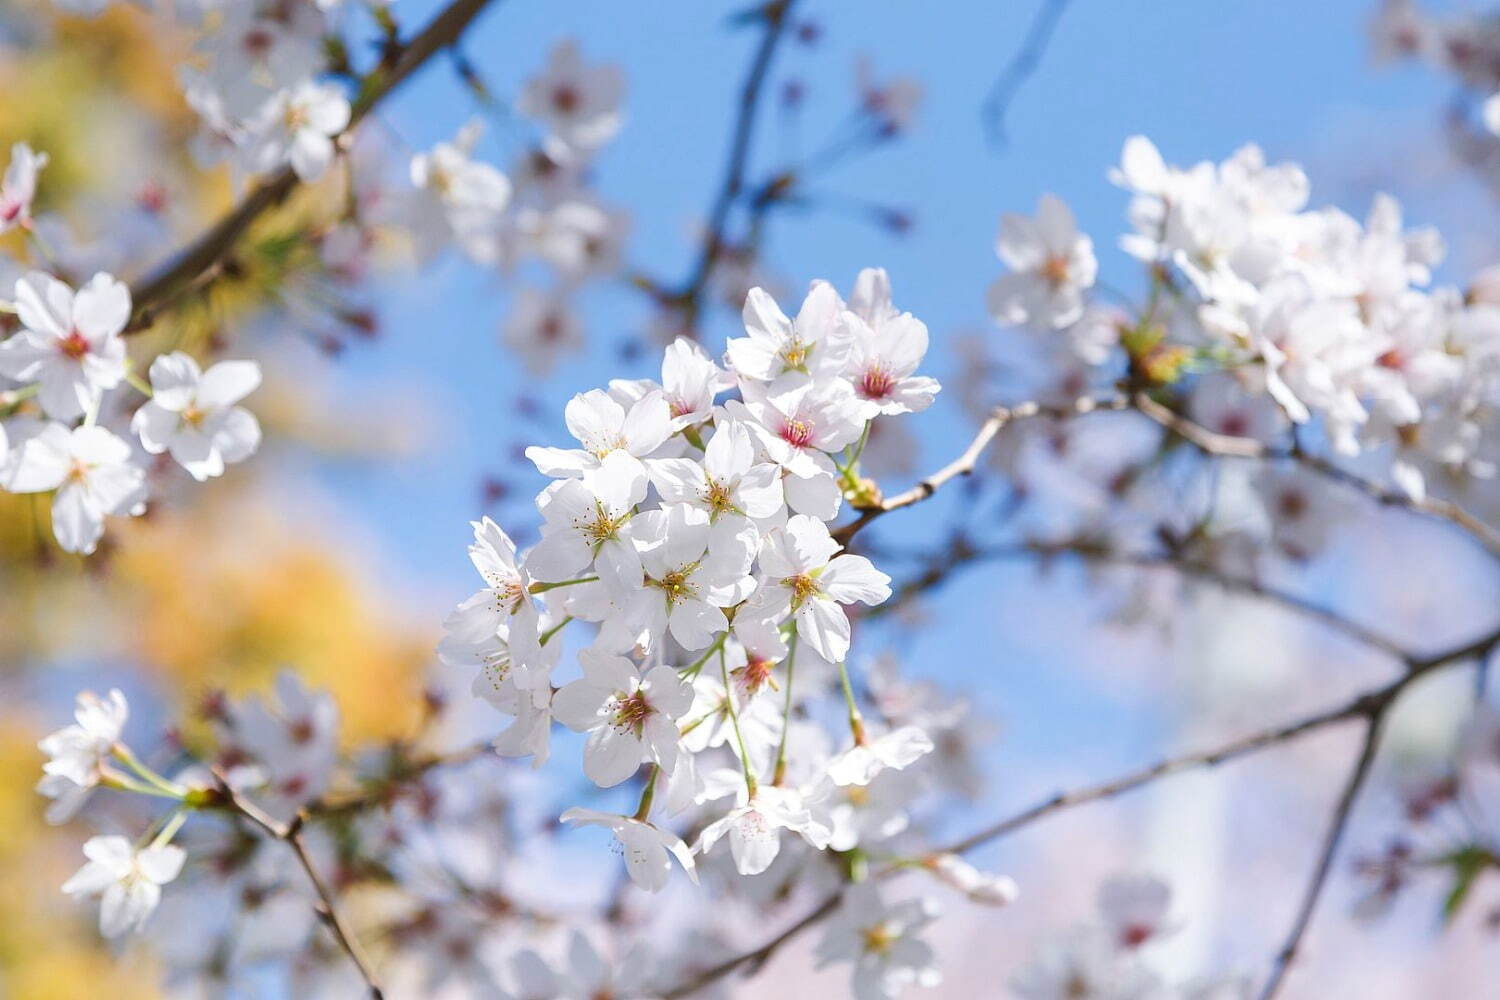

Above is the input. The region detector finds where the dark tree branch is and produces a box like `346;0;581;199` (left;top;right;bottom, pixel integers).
211;772;385;998
127;0;501;330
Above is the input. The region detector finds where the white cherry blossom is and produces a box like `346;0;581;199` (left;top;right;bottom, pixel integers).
131;352;261;481
0;271;128;420
3;423;145;555
559;807;698;892
0;142;47;233
989;193;1098;329
745;514;891;663
552;652;692;787
63;836;186;938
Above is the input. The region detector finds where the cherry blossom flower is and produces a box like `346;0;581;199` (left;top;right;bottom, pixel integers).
530;450;648;594
0;271;128;420
0;142;47;233
131;352;261;481
503;287;585;375
745;514;891;663
624;503;757;651
841;267;941;418
815;883;941;1000
928;853;1019;907
694;783;831;876
2;423;145;554
37;688;128;824
63;836;186;938
246;80;350;181
552;652;692;787
222;671;339;819
646;420;783;535
989;193;1098;329
729;374;864;519
1011;927;1160;1000
727;281;852;384
826;725;934;787
1098;873;1175;949
559;807;698;891
444;517;542;659
407;122;513;264
518;41;625;157
526;387;671;480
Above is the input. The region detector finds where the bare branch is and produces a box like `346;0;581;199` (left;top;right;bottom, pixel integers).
1132;392;1500;561
982;0;1074;147
1256;711;1387;1000
833;392;1130;545
127;0;501;330
674;0;800;323
212;773;385;998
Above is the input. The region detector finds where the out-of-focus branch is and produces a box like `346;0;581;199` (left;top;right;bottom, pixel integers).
982;0;1074;147
127;0;501;330
307;738;494;818
211;772;385;999
1132;392;1500;561
1256;711;1387;1000
670;0;800;326
869;538;1408;660
662;623;1500;998
833;392;1131;545
660;893;841;999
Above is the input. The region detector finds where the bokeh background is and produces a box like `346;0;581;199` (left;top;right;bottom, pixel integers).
3;0;1499;996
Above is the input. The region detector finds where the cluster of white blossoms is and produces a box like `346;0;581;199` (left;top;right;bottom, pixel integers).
989;135;1500;503
405;40;628;375
441;268;939;886
0;150;262;553
37;673;341;942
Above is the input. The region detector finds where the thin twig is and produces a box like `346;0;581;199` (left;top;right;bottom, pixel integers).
1132;392;1500;561
869;539;1408;660
833;393;1130;545
127;0;500;329
1256;711;1387;1000
676;0;799;321
212;773;385;998
982;0;1074;147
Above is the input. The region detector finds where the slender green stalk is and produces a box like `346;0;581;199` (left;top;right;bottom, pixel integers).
633;765;659;821
539;615;573;646
720;645;758;797
771;631;799;786
838;660;866;745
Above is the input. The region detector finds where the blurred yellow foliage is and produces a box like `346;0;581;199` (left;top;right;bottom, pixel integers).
114;495;432;746
0;4;435;995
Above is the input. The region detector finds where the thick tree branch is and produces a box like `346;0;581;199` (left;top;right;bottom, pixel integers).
127;0;500;330
212;773;385;998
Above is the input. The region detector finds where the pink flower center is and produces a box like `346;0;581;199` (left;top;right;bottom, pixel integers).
860;365;896;399
780;419;814;448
